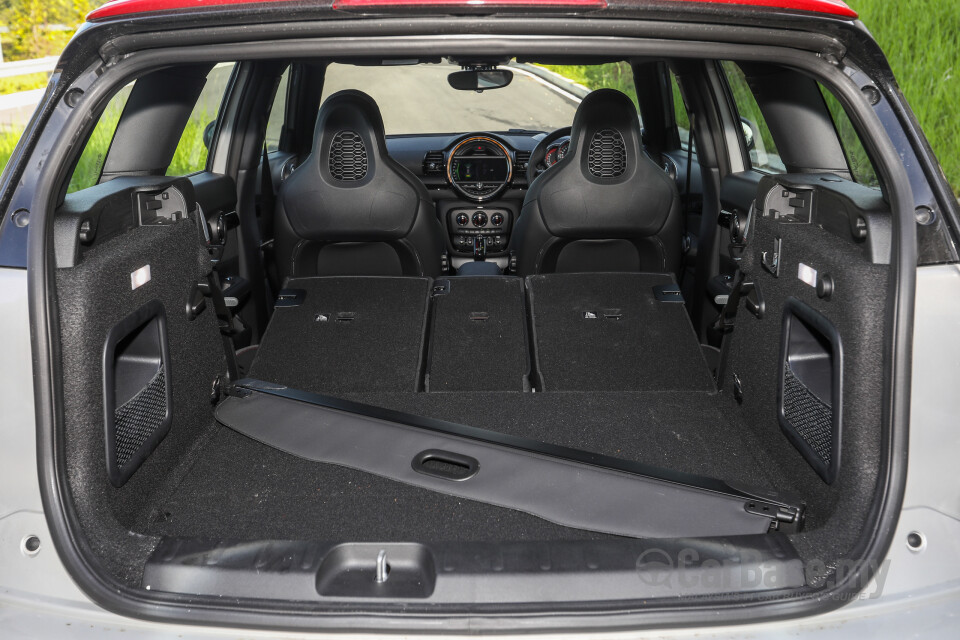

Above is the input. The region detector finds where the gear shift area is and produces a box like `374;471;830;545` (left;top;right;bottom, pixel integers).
473;235;487;261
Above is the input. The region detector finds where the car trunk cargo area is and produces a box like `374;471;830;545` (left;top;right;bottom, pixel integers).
130;273;795;544
52;167;890;604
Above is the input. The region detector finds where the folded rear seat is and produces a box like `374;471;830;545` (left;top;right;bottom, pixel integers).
526;272;715;392
425;276;531;392
248;276;432;394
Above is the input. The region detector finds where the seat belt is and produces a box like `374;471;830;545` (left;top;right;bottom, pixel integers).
712;205;760;389
684;113;696;216
712;270;747;388
259;145;280;297
191;209;241;383
203;270;240;383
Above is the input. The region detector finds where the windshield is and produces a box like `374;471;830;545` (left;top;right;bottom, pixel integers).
321;62;581;134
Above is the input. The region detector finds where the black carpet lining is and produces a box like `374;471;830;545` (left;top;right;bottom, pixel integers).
426;277;530;391
137;390;790;543
527;273;716;392
248;276;431;393
137;273;785;544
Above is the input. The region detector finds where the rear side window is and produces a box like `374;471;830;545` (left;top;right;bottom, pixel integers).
265;67;291;152
720;61;784;174
166;63;237;176
67;84;133;194
669;71;692;150
819;85;881;189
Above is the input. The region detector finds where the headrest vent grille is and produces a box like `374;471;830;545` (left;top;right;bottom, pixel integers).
329;130;368;181
587;128;627;178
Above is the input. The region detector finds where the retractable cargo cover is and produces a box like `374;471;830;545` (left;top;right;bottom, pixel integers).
216;380;802;538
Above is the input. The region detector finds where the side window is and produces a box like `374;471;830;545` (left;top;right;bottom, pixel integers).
720;61;784;174
67;84;134;194
669;71;692;149
166;62;237;176
265;67;291;152
819;85;881;189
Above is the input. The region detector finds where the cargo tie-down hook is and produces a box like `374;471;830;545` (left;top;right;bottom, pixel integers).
375;549;389;583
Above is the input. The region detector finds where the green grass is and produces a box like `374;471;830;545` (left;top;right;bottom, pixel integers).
66;86;131;193
166;114;212;178
537;62;640;110
0;85;211;192
0;72;51;94
849;0;960;195
543;3;960;196
0;127;21;167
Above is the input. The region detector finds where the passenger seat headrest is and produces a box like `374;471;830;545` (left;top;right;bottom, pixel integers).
312;90;387;188
569;88;642;184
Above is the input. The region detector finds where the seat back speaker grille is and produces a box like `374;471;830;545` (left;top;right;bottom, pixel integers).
329;130;368;181
587;128;626;178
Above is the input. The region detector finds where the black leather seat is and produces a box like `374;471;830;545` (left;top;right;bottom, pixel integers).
509;89;682;276
273;90;446;281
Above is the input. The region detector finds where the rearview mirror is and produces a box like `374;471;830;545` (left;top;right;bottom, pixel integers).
448;69;513;92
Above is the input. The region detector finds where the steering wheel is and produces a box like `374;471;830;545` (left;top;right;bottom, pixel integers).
527;126;572;185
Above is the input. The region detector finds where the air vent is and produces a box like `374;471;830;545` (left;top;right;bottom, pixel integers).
423;151;445;175
514;150;531;172
329;130;368;181
587;128;627;178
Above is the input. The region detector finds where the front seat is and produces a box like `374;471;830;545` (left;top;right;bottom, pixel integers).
273;90;446;281
509;88;682;276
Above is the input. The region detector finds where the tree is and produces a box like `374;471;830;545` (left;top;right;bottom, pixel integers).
2;0;97;61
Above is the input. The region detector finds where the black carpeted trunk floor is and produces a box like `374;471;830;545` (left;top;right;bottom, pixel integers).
136;391;792;543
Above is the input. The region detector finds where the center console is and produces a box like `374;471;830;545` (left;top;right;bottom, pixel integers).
442;203;515;257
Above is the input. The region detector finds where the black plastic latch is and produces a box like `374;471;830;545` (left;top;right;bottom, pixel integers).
431;280;450;297
745;500;803;533
275;289;305;308
653;284;684;303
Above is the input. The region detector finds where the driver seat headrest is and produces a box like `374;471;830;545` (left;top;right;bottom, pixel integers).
510;88;682;276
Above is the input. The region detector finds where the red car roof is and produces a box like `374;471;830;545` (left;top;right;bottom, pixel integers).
88;0;857;21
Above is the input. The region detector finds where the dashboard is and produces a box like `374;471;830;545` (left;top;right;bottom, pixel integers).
447;136;513;201
383;131;538;259
274;130;683;262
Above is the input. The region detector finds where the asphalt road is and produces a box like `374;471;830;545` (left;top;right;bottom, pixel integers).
321;63;580;134
1;62;578;136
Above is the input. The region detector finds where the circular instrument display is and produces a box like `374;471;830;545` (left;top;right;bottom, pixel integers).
447;136;513;201
544;137;571;168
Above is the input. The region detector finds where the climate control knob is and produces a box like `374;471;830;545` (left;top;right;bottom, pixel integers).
456;212;469;226
491;212;505;226
472;211;488;227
